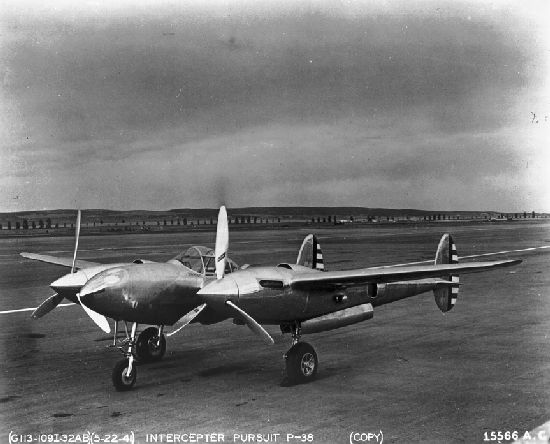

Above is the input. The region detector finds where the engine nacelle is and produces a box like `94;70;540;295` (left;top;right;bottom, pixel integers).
301;303;374;334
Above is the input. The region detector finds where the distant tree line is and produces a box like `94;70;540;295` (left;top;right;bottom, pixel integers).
0;211;545;231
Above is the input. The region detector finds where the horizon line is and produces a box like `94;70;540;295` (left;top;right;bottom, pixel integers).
1;205;548;215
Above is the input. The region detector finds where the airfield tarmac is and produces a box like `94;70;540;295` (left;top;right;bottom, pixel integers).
1;222;549;444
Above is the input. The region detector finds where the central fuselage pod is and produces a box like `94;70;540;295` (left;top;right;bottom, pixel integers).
79;263;209;325
78;246;240;326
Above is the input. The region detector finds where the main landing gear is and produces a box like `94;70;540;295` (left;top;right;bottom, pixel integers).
111;322;166;391
281;322;318;386
136;326;166;362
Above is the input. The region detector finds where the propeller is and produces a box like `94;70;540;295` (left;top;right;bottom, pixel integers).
167;303;207;337
31;210;83;319
71;210;81;273
77;292;111;333
198;206;274;345
159;207;228;338
226;301;274;345
214;206;229;280
32;208;108;332
31;293;64;319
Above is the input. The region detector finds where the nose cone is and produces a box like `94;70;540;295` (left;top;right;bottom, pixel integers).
50;271;87;293
79;267;129;315
197;277;238;309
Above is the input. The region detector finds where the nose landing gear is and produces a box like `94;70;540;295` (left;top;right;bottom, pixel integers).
111;323;167;391
112;322;138;391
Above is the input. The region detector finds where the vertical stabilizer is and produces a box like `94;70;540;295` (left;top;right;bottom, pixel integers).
434;234;459;312
296;234;326;271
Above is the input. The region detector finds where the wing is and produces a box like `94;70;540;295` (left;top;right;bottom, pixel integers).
20;252;101;270
290;259;521;290
372;245;549;269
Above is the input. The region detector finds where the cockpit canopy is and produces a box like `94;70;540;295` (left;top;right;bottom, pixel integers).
170;246;239;276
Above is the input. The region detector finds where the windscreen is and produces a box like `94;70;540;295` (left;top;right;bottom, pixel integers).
171;246;238;275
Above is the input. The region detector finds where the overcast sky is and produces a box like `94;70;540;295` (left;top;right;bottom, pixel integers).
1;0;549;212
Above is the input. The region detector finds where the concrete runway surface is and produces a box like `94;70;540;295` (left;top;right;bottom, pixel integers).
1;222;549;443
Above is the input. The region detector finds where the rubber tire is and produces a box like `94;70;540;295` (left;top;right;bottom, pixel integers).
284;342;318;385
112;358;137;391
136;327;166;363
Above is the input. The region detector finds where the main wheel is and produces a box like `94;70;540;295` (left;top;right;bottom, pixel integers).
136;327;166;362
284;342;318;385
112;358;137;391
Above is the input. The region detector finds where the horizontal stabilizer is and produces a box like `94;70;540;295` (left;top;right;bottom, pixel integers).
434;280;460;286
370;245;550;269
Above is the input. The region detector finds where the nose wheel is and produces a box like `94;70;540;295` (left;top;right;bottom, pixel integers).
112;358;137;391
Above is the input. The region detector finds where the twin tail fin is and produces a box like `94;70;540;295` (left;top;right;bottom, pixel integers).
434;233;459;312
296;234;326;272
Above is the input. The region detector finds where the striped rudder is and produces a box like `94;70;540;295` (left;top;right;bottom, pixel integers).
434;233;459;312
296;234;326;271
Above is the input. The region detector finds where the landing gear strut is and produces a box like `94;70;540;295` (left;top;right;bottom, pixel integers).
108;320;130;348
112;322;138;391
110;323;167;390
111;320;118;347
281;322;318;385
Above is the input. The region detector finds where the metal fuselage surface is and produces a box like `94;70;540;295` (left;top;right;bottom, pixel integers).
81;263;222;325
203;265;438;325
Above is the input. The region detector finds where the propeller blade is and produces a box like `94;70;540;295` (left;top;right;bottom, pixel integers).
166;303;207;337
77;293;111;333
214;206;229;280
226;300;274;345
71;210;82;273
31;293;64;319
